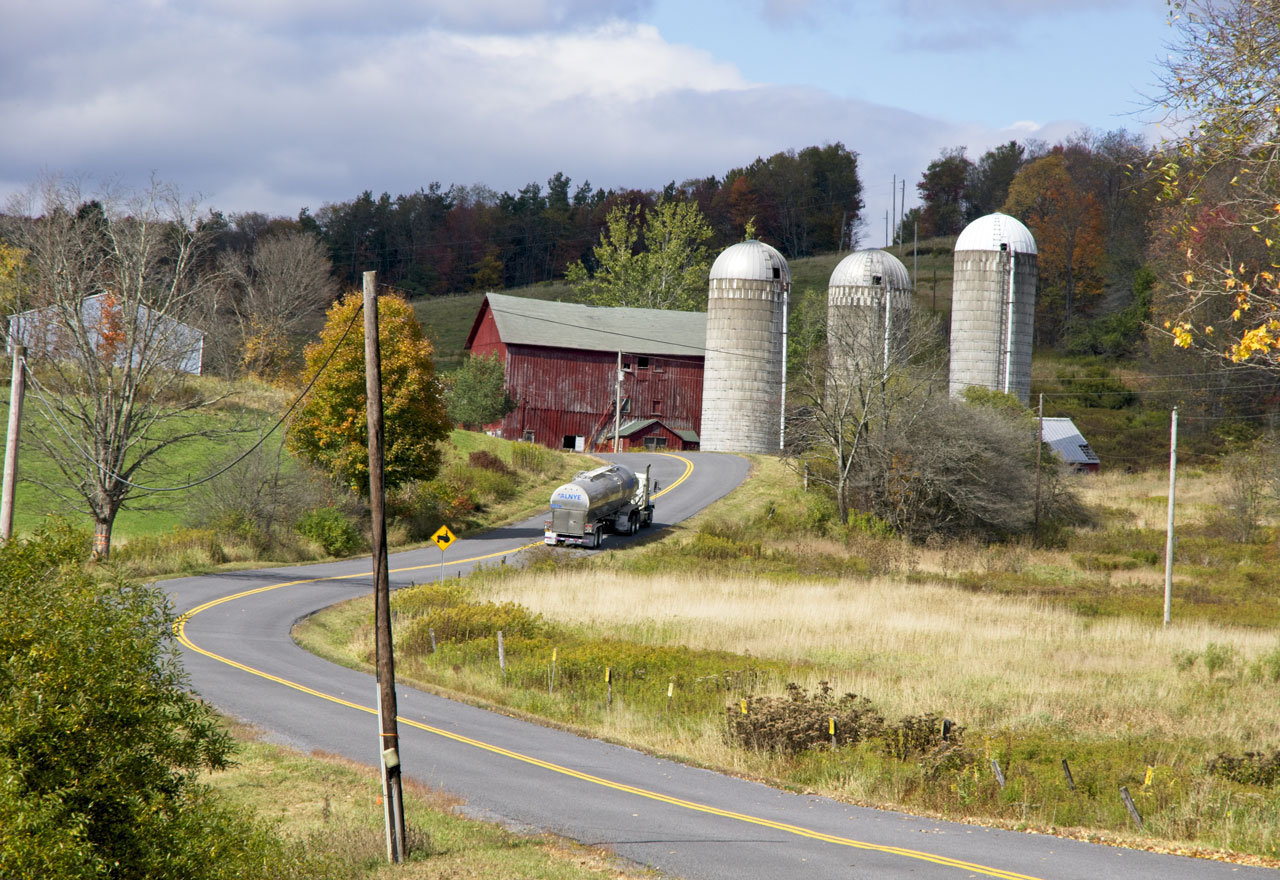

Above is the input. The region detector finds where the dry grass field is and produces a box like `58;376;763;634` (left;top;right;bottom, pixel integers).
300;452;1280;859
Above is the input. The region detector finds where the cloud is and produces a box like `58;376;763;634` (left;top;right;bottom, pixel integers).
201;0;653;33
0;2;1095;236
757;0;851;26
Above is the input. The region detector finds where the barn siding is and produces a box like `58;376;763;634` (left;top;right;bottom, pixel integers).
490;344;703;450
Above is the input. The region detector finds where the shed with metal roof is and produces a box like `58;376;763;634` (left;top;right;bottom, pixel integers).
1041;417;1100;473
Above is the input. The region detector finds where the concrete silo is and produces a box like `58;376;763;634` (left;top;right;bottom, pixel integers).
700;240;790;453
827;249;913;380
948;212;1037;404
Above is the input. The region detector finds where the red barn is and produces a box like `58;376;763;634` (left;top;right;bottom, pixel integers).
464;293;706;451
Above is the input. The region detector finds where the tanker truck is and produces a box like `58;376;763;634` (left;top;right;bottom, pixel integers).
544;463;654;549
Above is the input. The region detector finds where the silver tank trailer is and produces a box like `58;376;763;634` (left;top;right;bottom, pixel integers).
546;464;645;548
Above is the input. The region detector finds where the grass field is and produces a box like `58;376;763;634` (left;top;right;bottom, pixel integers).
298;454;1280;862
207;720;646;880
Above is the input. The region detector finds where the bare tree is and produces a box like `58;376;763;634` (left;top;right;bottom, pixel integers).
217;231;336;376
785;298;943;524
3;176;236;558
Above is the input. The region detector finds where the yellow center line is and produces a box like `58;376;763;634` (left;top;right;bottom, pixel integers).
174;452;1044;880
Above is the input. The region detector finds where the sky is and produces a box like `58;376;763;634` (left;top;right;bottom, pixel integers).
1;0;1172;248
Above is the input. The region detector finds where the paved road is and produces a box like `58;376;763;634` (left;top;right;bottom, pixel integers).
166;451;1275;879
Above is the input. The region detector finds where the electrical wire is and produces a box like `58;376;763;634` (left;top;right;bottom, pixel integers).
20;300;365;493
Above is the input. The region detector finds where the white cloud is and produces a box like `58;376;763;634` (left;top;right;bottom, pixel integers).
199;0;651;33
0;1;1103;235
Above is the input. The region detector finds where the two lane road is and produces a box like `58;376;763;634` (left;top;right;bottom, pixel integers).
166;451;1272;880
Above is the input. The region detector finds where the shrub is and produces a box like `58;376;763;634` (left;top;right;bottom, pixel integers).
1208;750;1280;787
726;683;885;754
469;449;513;476
0;520;301;879
296;508;366;558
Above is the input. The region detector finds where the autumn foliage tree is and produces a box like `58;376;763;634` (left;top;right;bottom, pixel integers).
286;292;450;497
1152;0;1280;367
1003;151;1107;342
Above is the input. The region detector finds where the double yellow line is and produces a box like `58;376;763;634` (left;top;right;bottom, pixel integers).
175;453;1043;880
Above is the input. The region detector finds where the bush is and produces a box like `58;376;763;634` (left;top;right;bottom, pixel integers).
0;520;298;879
469;449;513;475
1208;750;1280;787
296;508;366;557
726;683;885;755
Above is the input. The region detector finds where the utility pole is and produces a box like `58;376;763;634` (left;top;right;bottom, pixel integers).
363;272;406;862
891;175;897;248
900;179;906;251
1164;407;1178;627
1;345;24;541
1033;393;1043;539
614;351;622;453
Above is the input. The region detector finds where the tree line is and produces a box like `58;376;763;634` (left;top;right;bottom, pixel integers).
906;131;1156;353
291;142;862;296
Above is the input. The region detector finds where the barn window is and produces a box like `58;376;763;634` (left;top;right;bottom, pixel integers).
652;359;664;372
561;435;576;450
622;359;633;372
522;429;535;442
644;436;668;450
621;397;631;413
637;356;649;369
651;399;663;415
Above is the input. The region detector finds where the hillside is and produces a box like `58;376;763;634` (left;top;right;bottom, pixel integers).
416;242;958;373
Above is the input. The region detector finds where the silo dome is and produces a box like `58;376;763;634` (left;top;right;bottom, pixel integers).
709;240;791;284
954;212;1037;255
700;240;790;454
829;249;912;290
827;250;913;378
949;213;1038;404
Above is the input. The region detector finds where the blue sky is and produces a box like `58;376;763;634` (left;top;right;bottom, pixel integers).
1;0;1170;247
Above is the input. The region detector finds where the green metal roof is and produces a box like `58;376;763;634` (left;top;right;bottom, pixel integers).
615;418;699;443
483;293;706;357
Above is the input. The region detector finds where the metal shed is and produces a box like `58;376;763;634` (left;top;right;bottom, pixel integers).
1041;416;1100;473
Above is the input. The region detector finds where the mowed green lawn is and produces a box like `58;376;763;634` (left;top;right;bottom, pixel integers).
0;382;287;541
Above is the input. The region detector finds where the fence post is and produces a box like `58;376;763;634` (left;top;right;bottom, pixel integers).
1061;758;1076;792
991;759;1006;789
497;630;505;674
1120;786;1144;829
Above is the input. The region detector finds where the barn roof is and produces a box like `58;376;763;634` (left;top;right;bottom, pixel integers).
468;293;706;358
1041;417;1100;466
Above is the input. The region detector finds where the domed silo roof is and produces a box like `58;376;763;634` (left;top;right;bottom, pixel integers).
829;249;912;290
709;240;791;284
954;212;1037;256
701;240;790;454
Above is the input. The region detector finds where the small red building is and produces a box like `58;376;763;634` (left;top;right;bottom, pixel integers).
464;293;706;451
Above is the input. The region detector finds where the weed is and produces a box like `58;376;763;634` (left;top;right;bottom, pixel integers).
296;508;366;558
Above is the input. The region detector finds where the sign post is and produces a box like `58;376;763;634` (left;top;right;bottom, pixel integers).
432;524;456;584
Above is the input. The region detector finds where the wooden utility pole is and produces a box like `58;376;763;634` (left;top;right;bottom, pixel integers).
1163;407;1178;627
1;345;24;542
1033;393;1044;539
364;272;406;862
